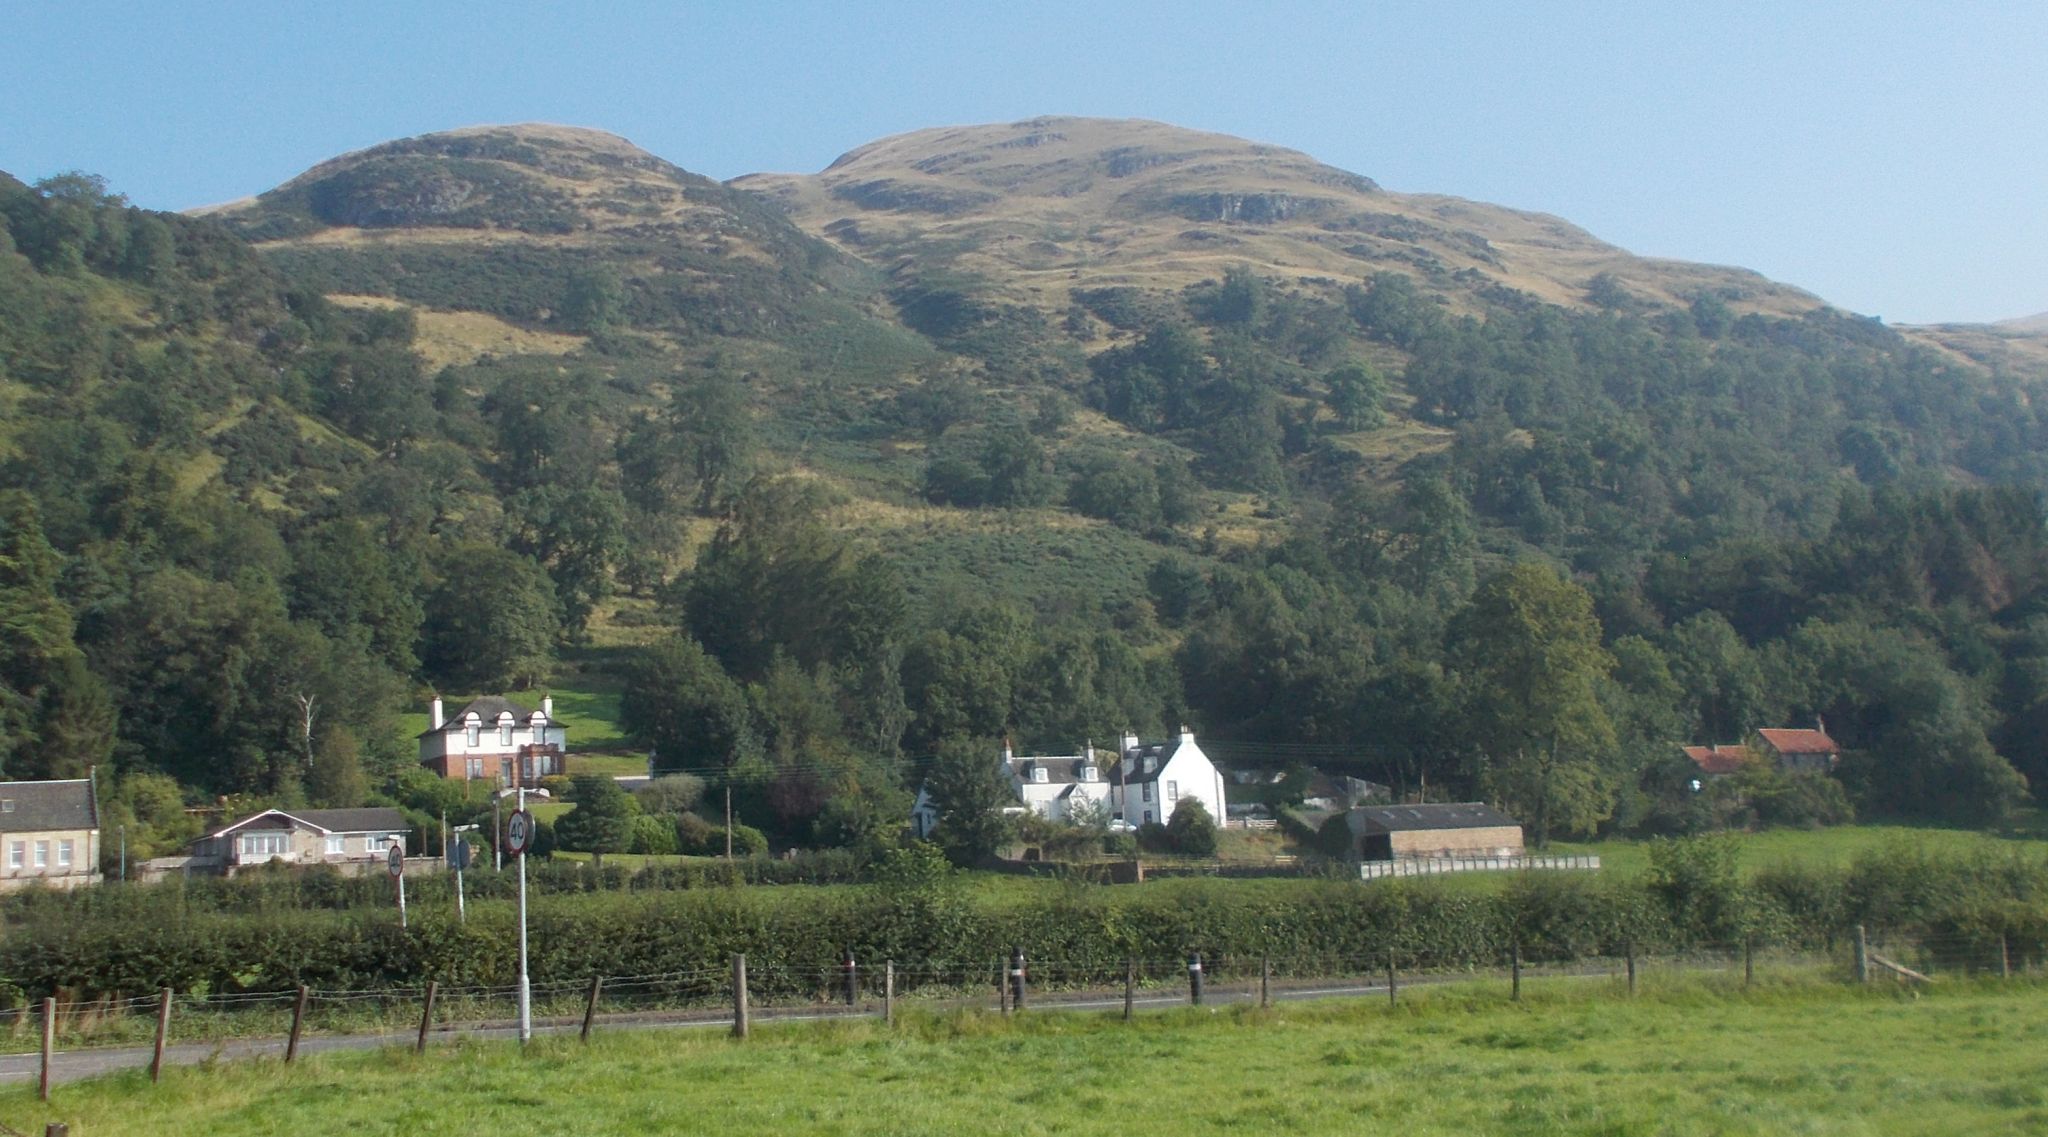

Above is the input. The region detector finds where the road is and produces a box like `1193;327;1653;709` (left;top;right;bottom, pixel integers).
0;977;1410;1088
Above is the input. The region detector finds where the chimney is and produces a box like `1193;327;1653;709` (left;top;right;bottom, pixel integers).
1003;736;1014;762
431;696;444;731
1814;714;1825;736
1178;723;1195;743
542;695;554;719
1121;730;1139;754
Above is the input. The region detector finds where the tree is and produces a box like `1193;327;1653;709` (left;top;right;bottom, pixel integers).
1324;361;1389;431
419;544;559;691
923;736;1013;866
1448;564;1619;844
553;774;635;868
619;637;759;777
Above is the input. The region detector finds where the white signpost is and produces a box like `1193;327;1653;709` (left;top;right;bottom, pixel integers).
449;825;476;924
506;797;534;1045
388;840;406;929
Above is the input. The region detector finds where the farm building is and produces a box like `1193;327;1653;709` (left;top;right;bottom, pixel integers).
1339;802;1524;862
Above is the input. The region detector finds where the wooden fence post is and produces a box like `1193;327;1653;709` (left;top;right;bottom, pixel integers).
731;954;749;1040
1854;925;1870;984
286;985;309;1064
2000;933;2012;980
39;997;54;1102
1123;958;1135;1021
150;987;172;1083
581;976;603;1042
1511;939;1522;1002
415;981;437;1054
1387;947;1398;1007
883;961;894;1025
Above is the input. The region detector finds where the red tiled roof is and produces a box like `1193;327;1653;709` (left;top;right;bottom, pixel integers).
1682;745;1749;776
1755;728;1838;755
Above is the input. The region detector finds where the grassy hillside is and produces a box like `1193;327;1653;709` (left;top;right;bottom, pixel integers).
13;977;2048;1135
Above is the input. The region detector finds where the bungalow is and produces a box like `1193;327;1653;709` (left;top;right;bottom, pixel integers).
186;807;410;877
1339;802;1524;862
0;777;101;892
418;695;567;786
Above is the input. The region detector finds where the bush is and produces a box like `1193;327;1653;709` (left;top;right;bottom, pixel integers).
1166;799;1219;856
628;814;677;856
537;775;575;801
635;774;706;817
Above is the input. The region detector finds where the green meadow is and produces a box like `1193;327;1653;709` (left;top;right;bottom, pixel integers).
11;975;2048;1136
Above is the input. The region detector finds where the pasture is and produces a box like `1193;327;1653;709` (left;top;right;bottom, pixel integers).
8;974;2046;1136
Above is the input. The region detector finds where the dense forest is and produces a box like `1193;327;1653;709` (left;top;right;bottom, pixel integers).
5;157;2048;869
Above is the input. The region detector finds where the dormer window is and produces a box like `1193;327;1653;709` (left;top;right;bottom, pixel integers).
1032;766;1047;783
499;715;514;746
1083;766;1098;782
465;717;481;747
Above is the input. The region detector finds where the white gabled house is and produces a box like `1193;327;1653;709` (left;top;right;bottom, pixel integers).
1106;727;1226;830
418;695;567;786
911;727;1227;838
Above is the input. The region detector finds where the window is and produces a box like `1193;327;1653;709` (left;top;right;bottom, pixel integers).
1143;811;1154;825
1167;780;1179;802
7;841;20;869
240;832;288;859
1082;766;1097;782
465;756;484;780
1032;766;1047;783
33;842;49;868
466;722;482;747
0;799;13;812
366;835;390;854
56;840;72;867
499;718;513;746
326;835;346;856
1142;783;1152;802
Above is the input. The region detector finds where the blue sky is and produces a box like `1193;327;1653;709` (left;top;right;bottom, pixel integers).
3;1;2042;325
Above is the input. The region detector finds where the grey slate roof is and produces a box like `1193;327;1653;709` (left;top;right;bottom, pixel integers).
418;696;545;738
0;779;97;834
210;807;407;839
1007;757;1101;785
1346;802;1519;833
1107;739;1184;785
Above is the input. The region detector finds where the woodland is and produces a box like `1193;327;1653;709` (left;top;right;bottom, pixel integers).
4;139;2047;868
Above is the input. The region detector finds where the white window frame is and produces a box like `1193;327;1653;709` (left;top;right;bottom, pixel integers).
8;841;21;869
499;718;514;746
466;722;482;747
466;756;485;780
1167;780;1180;802
1142;782;1153;802
241;832;288;859
33;841;49;868
366;834;390;854
56;839;72;867
325;835;346;856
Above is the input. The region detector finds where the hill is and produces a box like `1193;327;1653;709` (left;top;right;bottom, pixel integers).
9;115;2048;857
737;115;1824;325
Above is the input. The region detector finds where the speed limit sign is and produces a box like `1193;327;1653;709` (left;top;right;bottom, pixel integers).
386;841;404;878
505;809;535;856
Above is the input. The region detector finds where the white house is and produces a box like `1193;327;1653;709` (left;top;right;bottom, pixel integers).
418;695;567;785
913;728;1228;839
1106;727;1226;830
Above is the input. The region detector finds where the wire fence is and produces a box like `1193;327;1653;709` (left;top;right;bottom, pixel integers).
5;925;2033;1061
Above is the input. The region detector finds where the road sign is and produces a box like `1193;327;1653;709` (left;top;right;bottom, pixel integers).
386;842;404;878
448;836;473;871
505;809;534;856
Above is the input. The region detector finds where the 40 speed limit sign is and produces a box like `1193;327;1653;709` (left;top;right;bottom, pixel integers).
505;808;535;856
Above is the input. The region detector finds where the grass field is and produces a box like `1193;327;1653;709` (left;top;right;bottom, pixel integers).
11;975;2048;1135
1549;817;2048;878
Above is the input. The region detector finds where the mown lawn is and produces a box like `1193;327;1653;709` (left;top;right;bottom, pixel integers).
11;976;2048;1135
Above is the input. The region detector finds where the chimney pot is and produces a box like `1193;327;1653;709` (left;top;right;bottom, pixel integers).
431;696;444;731
542;695;554;719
